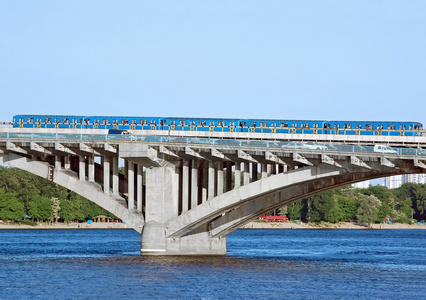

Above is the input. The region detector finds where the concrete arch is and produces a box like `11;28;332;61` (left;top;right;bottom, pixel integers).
0;152;145;232
166;160;420;239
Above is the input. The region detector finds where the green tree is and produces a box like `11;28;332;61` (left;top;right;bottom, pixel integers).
0;192;24;221
357;194;381;226
28;195;52;222
336;194;358;221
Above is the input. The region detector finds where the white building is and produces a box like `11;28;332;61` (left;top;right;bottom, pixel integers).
352;180;370;188
384;174;426;189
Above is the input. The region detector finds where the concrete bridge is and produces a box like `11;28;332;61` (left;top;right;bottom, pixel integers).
0;127;425;255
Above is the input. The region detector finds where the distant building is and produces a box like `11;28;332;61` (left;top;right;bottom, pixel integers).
384;174;426;189
352;180;370;188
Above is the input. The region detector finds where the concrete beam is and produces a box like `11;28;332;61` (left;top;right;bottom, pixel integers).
381;157;395;168
159;146;180;158
185;147;204;160
30;142;52;155
55;142;77;155
321;154;342;168
265;151;284;164
237;150;257;163
350;156;371;169
79;143;100;155
6;142;28;155
414;159;426;169
293;152;313;166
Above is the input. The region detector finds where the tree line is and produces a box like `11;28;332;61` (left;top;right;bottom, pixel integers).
0;166;117;223
279;183;426;225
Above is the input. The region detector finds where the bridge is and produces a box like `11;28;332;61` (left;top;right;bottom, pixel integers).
1;126;425;255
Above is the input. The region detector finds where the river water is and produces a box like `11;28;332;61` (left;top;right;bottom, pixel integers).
1;229;425;299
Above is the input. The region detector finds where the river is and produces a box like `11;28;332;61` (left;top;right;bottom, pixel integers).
1;229;425;299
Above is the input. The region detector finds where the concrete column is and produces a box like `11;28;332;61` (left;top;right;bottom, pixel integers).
191;160;198;209
182;160;189;213
64;156;70;170
208;161;215;200
88;156;95;182
234;162;241;188
226;161;232;192
112;156;119;195
261;164;268;179
144;166;179;223
55;156;62;170
103;156;110;195
79;156;85;181
128;162;135;211
201;162;208;203
216;161;224;195
243;162;250;185
137;165;143;213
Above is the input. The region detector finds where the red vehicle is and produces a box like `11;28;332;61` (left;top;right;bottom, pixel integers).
259;215;288;222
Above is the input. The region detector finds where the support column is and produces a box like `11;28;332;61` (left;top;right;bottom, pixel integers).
112;156;119;195
137;165;143;213
261;164;268;179
64;156;70;170
182;160;189;213
243;162;250;185
142;165;180;255
88;156;95;182
226;161;232;192
216;161;223;196
191;160;198;209
128;161;134;210
201;162;208;203
79;156;85;181
55;156;62;170
208;161;215;200
234;162;241;188
103;156;110;195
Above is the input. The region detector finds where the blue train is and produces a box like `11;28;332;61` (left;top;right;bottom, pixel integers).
11;115;424;136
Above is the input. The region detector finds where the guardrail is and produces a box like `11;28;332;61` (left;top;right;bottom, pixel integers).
0;132;425;156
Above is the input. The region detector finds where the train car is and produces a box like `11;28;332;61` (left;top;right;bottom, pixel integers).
12;115;423;137
84;116;161;130
13;115;89;129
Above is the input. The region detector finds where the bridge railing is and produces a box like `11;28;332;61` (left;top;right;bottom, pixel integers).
1;132;426;156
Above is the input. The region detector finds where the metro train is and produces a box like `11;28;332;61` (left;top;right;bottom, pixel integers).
12;115;424;136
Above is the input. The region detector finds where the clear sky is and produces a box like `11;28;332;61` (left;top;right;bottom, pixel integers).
1;1;425;124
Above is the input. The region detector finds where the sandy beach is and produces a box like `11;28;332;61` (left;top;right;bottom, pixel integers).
1;220;426;230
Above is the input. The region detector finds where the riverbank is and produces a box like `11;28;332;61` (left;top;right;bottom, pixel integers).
1;220;426;230
0;221;131;230
242;221;426;229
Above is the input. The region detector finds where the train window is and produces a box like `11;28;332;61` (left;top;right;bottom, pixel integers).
280;123;288;128
94;119;99;124
209;121;215;126
343;124;351;129
54;119;60;124
27;118;34;124
324;123;330;129
198;121;206;126
121;119;128;125
301;123;309;128
72;119;78;124
312;123;318;128
218;121;226;127
240;122;246;127
399;125;406;130
250;122;256;127
160;120;166;126
292;123;297;128
170;120;176;126
355;124;361;129
387;125;395;130
63;118;69;124
271;122;277;127
102;119;110;125
190;121;196;126
334;124;340;129
376;125;383;130
179;120;186;126
36;118;42;123
140;119;147;125
150;120;156;125
45;118;51;124
365;124;373;130
131;120;137;125
409;125;413;130
229;122;235;127
260;122;267;127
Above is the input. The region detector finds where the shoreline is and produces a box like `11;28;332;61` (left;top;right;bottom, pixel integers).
1;221;426;230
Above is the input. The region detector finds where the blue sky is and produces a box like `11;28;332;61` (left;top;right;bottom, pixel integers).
1;1;425;124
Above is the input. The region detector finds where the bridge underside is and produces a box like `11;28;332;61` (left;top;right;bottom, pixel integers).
0;137;425;255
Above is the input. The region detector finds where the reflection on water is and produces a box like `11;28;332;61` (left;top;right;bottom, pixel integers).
1;229;426;299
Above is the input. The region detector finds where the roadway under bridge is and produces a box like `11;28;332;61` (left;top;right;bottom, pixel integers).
0;127;425;255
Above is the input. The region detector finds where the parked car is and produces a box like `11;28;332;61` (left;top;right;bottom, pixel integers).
282;142;304;149
302;142;328;150
373;145;397;154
